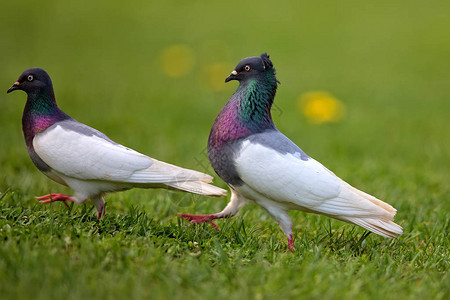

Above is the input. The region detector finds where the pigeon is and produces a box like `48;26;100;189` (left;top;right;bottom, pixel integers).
7;68;227;219
179;53;403;250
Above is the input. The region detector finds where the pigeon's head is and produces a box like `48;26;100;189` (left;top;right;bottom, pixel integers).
7;68;53;95
225;53;277;84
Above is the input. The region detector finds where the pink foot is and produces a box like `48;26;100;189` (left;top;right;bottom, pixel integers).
287;234;295;251
97;203;106;220
178;213;223;230
35;193;73;208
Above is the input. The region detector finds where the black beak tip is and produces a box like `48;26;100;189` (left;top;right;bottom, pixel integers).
225;70;238;83
225;74;236;83
7;84;18;94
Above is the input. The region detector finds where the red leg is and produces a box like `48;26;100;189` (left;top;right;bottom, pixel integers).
97;203;106;220
287;234;295;251
178;213;231;230
35;193;73;207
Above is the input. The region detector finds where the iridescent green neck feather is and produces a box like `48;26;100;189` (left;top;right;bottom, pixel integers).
237;71;278;132
22;90;70;146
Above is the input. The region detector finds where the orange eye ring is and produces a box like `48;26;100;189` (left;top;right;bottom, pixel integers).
244;65;251;71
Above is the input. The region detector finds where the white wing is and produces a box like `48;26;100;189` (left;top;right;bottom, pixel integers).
234;140;391;218
33;121;211;184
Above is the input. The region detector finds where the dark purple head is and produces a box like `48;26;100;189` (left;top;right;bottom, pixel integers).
225;53;277;83
7;68;54;97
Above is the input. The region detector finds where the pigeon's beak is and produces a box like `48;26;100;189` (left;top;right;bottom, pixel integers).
225;70;238;83
7;81;20;93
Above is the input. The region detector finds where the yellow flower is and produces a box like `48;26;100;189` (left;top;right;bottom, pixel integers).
298;91;345;124
202;62;233;91
159;45;194;78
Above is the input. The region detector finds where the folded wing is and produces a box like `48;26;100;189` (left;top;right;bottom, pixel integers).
33;120;213;184
235;133;396;220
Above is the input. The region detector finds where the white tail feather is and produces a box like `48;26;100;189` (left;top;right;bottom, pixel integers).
127;158;214;184
341;180;397;215
330;181;403;238
341;216;403;238
167;181;227;197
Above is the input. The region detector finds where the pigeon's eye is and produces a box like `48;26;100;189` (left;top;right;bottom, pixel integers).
244;65;251;71
27;75;34;82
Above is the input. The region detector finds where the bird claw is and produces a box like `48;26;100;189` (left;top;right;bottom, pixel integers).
287;234;295;252
209;220;219;230
35;193;73;208
178;213;221;230
97;203;106;220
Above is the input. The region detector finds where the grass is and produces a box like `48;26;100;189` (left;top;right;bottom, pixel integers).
0;0;449;299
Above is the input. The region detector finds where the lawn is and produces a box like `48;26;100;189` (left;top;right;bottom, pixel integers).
0;0;449;299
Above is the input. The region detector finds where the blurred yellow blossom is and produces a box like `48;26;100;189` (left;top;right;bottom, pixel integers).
202;62;233;91
298;91;345;124
159;45;194;78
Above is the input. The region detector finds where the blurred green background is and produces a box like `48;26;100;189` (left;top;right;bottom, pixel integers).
0;0;449;299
